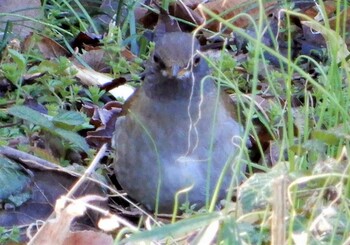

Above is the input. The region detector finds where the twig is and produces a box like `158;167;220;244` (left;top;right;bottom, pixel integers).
0;146;59;170
271;175;287;245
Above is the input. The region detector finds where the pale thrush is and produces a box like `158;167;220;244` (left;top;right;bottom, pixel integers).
113;31;246;213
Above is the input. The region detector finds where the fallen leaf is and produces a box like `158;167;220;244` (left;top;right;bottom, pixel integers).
28;195;107;245
196;0;277;31
302;20;350;65
22;33;70;59
64;230;114;245
73;64;135;100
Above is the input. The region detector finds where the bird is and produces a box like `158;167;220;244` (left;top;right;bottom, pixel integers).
113;31;247;213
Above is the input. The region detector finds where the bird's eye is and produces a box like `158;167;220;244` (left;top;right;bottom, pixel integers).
153;54;160;63
193;56;201;66
153;54;165;69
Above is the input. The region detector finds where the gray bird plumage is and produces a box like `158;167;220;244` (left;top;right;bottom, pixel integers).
113;32;246;213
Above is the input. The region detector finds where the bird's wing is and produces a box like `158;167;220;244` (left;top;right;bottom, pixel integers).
111;115;126;150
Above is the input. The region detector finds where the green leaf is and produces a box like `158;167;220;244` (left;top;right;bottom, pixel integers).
0;157;31;202
124;212;222;243
0;226;20;243
8;105;54;130
8;192;32;207
1;63;20;83
218;217;242;244
2;49;26;83
311;130;339;145
52;110;86;127
236;222;270;244
54;128;89;152
290;139;326;155
239;162;289;213
8;106;89;153
8;49;26;73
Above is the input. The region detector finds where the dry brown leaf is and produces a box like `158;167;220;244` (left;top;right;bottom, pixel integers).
64;230;114;245
74;49;108;72
329;7;350;28
121;48;137;61
28;195;106;245
28;197;87;245
260;140;284;167
329;7;350;46
302;20;350;64
299;0;350;46
302;0;336;19
22;33;70;59
182;0;203;9
71;32;103;51
195;0;277;31
137;1;204;31
169;2;204;27
85;101;121;147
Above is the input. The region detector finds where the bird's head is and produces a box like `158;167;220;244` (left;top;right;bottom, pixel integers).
150;32;205;80
143;32;212;101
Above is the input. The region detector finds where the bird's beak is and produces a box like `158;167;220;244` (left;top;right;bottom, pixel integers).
170;65;180;78
162;65;188;79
